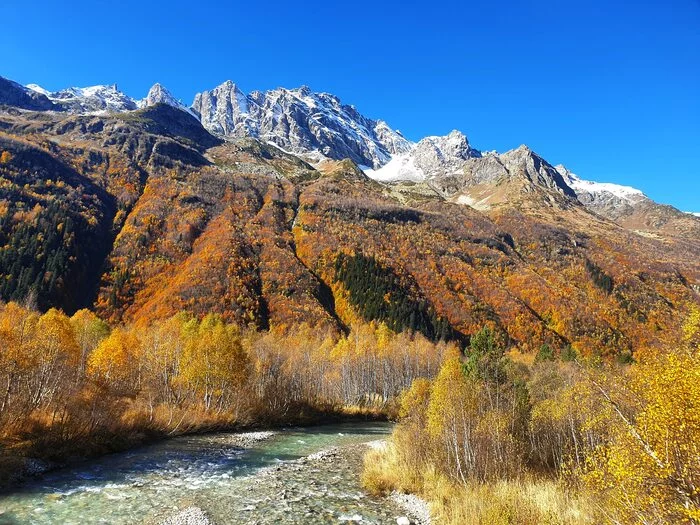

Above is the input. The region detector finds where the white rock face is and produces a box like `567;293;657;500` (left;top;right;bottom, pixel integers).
26;84;137;114
192;81;412;168
364;130;479;181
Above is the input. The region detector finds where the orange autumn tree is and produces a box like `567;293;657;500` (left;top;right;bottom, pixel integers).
88;327;142;394
70;309;109;374
32;308;81;406
0;303;39;424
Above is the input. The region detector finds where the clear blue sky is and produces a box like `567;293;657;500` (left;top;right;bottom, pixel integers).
1;0;699;211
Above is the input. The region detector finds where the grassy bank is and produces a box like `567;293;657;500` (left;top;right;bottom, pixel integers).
363;442;594;525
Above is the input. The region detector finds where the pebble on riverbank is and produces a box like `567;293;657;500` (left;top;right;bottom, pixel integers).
160;506;212;525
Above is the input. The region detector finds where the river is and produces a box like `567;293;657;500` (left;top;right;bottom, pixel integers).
0;422;416;524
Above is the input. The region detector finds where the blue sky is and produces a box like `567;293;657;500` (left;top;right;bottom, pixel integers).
1;0;699;211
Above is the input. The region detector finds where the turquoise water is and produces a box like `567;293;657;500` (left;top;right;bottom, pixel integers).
0;423;399;524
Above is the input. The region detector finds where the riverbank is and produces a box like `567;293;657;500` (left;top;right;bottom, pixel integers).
0;405;388;492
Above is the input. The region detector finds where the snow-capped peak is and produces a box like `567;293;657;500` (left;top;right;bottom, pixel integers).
25;83;51;96
555;165;645;202
26;83;137;114
191;80;412;168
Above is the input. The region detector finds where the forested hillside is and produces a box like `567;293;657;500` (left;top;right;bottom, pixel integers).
0;103;698;358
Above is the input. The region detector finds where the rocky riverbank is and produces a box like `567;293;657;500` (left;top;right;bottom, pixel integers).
159;438;431;525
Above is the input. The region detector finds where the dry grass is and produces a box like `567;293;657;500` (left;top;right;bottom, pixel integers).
362;441;423;495
428;476;595;525
363;441;595;525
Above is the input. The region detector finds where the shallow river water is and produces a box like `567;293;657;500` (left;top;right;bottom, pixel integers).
0;422;405;524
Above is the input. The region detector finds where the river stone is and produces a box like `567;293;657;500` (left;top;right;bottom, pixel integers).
160;506;212;525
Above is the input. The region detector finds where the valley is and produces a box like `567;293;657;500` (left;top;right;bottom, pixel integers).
0;72;698;524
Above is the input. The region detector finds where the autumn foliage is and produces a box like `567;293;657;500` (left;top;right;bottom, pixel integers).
0;301;448;471
363;308;700;524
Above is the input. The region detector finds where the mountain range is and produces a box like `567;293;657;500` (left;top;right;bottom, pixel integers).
7;76;696;224
0;73;698;356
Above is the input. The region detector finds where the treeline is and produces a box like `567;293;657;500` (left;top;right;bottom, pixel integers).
0;301;453;466
363;309;700;524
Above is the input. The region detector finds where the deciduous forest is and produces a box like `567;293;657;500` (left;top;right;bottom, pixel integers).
0;301;451;483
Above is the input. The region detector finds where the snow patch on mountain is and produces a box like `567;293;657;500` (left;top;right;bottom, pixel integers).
362;153;422;182
555;165;645;202
364;130;480;181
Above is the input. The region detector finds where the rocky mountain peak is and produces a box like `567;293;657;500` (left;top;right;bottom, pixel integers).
191;81;412;168
191;80;254;137
139;83;192;116
25;83;137;114
497;146;577;197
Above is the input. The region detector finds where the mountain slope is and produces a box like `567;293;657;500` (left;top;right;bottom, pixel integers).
0;76;698;357
0;76;59;111
10;73;697;242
